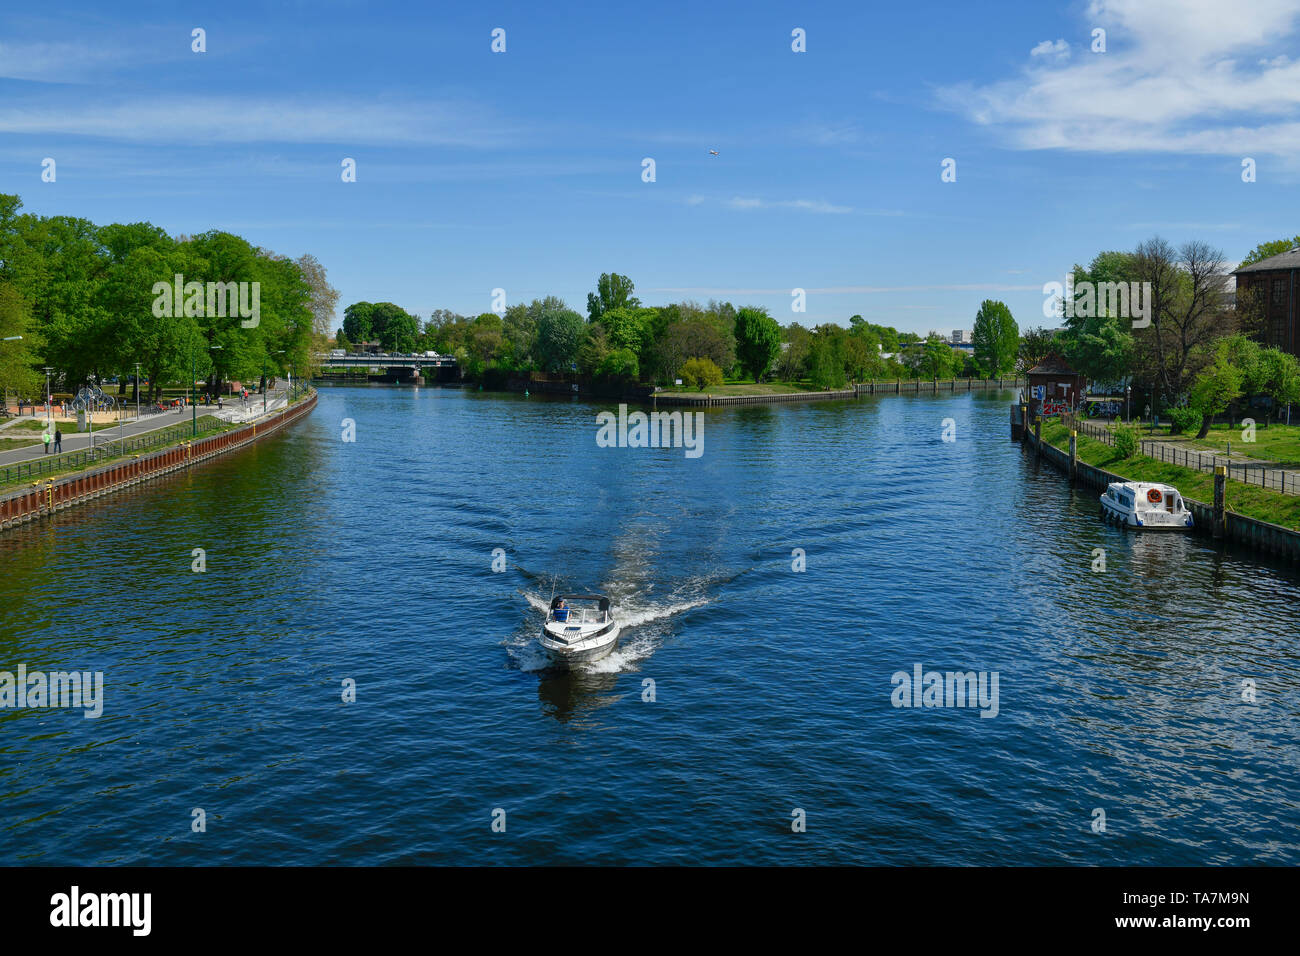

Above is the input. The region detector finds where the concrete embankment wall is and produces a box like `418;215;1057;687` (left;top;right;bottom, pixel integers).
655;378;1024;407
1027;421;1300;562
0;392;317;532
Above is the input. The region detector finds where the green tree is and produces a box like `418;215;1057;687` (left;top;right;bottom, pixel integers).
1256;347;1300;423
599;305;658;363
680;356;723;390
535;302;586;372
343;302;375;344
463;312;505;375
971;299;1019;376
1189;355;1245;438
1239;236;1300;268
0;283;41;400
596;347;639;381
773;323;811;381
807;324;848;388
369;302;419;353
734;306;781;382
1018;327;1062;374
586;272;639;323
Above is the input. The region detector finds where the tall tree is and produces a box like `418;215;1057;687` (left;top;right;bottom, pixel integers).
1132;237;1233;404
971;299;1019;376
586;272;639;323
734;306;781;382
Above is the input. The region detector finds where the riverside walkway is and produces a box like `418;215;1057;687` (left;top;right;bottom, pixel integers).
0;385;291;469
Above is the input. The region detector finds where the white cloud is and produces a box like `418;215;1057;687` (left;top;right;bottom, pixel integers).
940;0;1300;157
1030;39;1070;60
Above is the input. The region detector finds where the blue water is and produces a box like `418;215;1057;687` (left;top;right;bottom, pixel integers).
1;385;1298;864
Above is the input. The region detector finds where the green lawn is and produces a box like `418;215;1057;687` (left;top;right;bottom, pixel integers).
1180;422;1300;467
1041;420;1300;531
1100;420;1300;467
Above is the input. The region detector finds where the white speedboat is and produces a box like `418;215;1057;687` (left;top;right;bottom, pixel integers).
1100;481;1194;530
540;594;620;665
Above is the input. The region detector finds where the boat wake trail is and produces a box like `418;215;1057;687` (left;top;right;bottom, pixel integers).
507;586;710;674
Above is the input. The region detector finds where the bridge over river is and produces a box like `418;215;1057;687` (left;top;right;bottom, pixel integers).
314;352;459;383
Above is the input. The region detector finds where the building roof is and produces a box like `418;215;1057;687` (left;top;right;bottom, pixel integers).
1027;354;1079;376
1234;247;1300;274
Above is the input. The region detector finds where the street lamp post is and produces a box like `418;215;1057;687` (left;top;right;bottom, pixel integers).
194;344;223;435
1125;385;1131;422
42;366;53;431
134;362;142;422
266;350;285;414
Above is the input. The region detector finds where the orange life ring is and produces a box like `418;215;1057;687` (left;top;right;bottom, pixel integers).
1147;488;1162;503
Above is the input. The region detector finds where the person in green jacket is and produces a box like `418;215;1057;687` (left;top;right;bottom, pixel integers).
42;430;52;454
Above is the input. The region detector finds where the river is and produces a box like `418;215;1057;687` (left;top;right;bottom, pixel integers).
1;384;1297;864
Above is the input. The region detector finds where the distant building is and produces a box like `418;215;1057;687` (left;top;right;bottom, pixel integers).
1233;247;1299;356
951;329;972;345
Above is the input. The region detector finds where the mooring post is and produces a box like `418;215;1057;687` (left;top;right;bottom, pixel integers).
1019;404;1028;444
1069;430;1077;483
1214;465;1226;538
1033;417;1041;463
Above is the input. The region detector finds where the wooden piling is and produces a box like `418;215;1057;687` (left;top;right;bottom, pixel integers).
1214;465;1226;539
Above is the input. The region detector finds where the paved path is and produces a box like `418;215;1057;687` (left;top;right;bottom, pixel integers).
0;387;290;469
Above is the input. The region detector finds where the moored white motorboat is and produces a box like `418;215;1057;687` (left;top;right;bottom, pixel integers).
539;594;620;665
1100;481;1194;531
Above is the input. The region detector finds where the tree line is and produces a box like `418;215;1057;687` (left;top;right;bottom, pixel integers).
0;193;334;405
334;274;1023;390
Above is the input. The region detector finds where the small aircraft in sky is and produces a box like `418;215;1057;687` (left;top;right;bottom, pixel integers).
709;149;719;156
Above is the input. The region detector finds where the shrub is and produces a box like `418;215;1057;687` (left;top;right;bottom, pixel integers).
680;356;723;391
1167;405;1203;435
1113;423;1139;459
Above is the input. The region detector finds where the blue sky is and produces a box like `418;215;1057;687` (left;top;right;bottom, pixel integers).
2;0;1297;334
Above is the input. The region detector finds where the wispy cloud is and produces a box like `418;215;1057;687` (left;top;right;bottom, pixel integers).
683;195;900;215
0;39;136;82
939;0;1300;158
0;95;522;147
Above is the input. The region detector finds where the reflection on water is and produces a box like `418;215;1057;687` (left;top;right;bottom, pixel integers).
1;383;1298;865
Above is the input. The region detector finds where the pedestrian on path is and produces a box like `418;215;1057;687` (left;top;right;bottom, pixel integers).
54;428;62;453
42;430;51;454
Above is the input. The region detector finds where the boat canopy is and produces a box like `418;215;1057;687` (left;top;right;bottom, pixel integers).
550;594;611;612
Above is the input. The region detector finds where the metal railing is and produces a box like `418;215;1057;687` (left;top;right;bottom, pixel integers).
1;415;227;488
1060;412;1299;495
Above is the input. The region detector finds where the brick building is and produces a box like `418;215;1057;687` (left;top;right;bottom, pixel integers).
1233;246;1299;356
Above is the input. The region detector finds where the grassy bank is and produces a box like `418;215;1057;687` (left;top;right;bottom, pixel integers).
1041;420;1300;531
658;379;825;396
